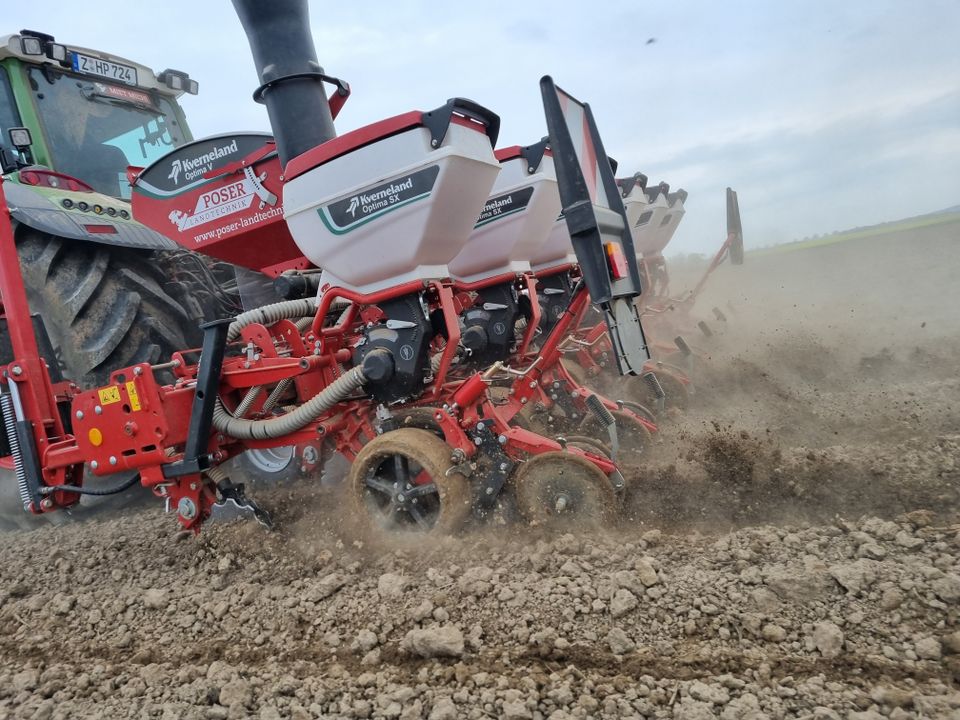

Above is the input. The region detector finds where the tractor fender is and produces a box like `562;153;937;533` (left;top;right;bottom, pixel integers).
2;180;178;251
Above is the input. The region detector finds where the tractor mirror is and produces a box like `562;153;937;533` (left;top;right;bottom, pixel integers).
9;127;33;151
0;146;20;174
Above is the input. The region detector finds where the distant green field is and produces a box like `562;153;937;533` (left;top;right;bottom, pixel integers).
751;212;960;257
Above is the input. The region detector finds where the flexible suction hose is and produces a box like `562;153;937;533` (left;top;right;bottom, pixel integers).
227;298;317;342
213;366;366;440
219;298;367;440
228;300;318;418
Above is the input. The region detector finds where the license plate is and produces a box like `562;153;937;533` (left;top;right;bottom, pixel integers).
71;52;138;86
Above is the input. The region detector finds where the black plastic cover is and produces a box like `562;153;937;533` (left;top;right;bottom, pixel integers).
539;76;649;374
134;132;274;197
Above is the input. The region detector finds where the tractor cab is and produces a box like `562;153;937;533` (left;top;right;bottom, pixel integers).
0;29;196;199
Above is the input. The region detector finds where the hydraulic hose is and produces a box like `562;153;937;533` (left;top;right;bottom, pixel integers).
42;472;141;496
212;366;367;440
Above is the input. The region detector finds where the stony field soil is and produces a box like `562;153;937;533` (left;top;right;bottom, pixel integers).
1;223;958;719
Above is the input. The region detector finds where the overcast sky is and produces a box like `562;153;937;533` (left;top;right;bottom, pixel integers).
7;1;959;255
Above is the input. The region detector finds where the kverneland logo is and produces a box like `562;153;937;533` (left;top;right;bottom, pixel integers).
320;165;439;235
168;139;240;185
347;176;415;215
482;196;513;213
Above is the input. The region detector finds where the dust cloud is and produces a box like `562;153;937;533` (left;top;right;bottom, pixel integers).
0;222;958;718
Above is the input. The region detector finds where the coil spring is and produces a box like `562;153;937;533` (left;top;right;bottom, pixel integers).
261;378;292;414
585;393;615;427
642;371;666;400
0;393;29;510
233;386;262;419
585;393;619;462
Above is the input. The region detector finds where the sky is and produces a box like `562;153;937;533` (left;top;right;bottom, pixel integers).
5;0;959;255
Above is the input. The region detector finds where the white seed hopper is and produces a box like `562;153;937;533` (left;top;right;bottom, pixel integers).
643;190;687;257
283;106;500;293
448;144;560;283
622;181;671;258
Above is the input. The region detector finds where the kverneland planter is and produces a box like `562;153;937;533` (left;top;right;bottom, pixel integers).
640;187;744;342
622;178;672;256
0;0;666;535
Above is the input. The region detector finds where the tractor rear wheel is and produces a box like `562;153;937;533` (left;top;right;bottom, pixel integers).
15;229;196;386
1;230;197;530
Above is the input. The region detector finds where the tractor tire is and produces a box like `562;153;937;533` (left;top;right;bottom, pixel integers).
15;229;196;387
0;229;197;530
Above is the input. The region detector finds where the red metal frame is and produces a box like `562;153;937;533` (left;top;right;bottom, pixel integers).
0;178;80;510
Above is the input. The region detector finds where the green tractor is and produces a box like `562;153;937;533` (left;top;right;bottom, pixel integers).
0;30;245;527
0;29;236;380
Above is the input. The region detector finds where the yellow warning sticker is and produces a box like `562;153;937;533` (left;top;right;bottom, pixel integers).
97;386;121;406
125;381;142;412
